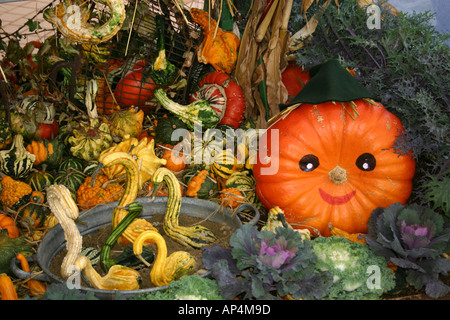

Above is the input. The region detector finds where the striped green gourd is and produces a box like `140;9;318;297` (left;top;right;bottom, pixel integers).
26;169;55;192
54;169;85;199
153;167;216;248
211;149;238;179
58;157;85;172
225;170;258;205
100;202;154;272
154;88;219;131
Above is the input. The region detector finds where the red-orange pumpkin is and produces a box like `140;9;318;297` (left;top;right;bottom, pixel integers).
281;62;311;104
253;100;415;237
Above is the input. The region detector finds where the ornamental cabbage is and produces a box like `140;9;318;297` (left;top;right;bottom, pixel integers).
132;275;223;300
311;236;396;300
365;202;450;299
202;224;333;300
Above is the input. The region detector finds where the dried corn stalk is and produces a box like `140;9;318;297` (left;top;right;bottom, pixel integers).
288;0;335;52
235;0;293;128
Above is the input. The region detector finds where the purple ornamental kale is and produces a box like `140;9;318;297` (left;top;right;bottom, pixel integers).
365;202;450;299
400;220;434;250
258;236;297;269
202;224;332;300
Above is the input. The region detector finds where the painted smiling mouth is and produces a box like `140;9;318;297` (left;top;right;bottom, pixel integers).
318;188;356;205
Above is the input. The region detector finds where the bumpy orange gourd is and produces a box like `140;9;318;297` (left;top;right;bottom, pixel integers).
77;174;124;210
253;100;416;236
190;8;240;74
26;141;48;165
1;176;33;211
218;187;245;209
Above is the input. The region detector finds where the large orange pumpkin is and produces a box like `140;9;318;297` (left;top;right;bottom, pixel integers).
253;100;415;236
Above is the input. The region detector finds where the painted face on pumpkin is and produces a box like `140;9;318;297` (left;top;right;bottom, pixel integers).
254;100;415;236
299;152;377;205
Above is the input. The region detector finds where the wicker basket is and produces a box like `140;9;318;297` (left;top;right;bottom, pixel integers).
71;0;204;115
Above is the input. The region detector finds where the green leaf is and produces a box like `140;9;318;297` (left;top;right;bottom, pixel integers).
25;19;41;32
424;175;450;217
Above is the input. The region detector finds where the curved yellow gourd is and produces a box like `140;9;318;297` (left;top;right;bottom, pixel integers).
75;256;141;290
100;152;158;244
98;137;166;187
46;184;82;279
43;0;125;44
133;231;195;287
152;167;216;248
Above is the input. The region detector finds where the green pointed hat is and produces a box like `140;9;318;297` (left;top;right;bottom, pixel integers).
280;59;377;109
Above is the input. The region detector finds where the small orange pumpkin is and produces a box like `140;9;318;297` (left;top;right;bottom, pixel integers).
254;100;416;236
162;148;186;172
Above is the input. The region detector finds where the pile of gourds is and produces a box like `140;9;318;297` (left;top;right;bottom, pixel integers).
0;68;258;298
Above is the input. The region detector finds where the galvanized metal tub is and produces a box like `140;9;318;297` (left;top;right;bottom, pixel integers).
10;197;259;300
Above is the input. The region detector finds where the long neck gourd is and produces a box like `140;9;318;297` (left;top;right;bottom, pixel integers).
154;88;219;131
100;202;143;272
133;230;195;287
46;184;83;279
151;167;216;248
99;152;158;244
75;256;141;291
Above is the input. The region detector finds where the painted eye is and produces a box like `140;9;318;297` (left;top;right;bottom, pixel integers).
299;154;320;172
356;153;376;171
